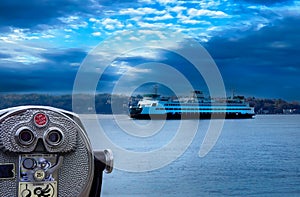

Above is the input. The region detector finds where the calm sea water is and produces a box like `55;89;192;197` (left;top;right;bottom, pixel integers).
82;115;300;197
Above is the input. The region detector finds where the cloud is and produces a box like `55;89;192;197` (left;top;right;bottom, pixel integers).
204;16;300;99
119;7;166;15
187;8;229;18
156;0;177;5
0;0;136;30
110;60;152;77
138;0;154;4
199;0;222;9
0;48;87;93
40;48;87;67
102;18;124;30
0;0;83;29
0;53;11;59
92;32;102;37
167;5;187;13
0;66;70;93
207;17;300;60
177;12;204;24
239;0;290;5
59;16;88;30
0;39;48;65
146;13;174;21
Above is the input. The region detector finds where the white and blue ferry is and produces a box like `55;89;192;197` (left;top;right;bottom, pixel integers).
129;90;255;119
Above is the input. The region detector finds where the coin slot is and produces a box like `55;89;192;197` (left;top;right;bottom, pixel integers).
22;158;37;170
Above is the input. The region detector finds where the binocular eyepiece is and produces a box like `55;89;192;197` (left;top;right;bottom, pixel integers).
0;106;113;197
16;126;64;148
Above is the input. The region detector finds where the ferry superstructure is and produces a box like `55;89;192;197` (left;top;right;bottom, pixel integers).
129;91;255;119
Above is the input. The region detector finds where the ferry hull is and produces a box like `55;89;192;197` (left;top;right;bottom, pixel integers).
130;112;255;120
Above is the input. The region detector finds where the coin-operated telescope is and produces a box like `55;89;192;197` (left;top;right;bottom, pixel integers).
0;106;113;197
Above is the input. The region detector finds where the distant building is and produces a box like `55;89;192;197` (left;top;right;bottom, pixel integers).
283;109;296;114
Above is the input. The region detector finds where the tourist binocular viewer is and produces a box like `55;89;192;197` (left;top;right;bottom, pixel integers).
0;106;113;197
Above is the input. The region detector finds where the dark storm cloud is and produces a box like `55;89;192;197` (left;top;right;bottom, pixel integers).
204;17;300;100
0;48;87;93
0;0;70;28
0;0;102;30
0;53;11;59
41;48;87;67
97;49;210;95
0;0;141;30
0;62;39;92
206;17;300;69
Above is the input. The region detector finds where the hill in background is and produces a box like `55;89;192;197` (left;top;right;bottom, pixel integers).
0;94;299;115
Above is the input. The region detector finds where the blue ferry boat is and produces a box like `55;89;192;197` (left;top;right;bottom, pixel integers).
129;90;255;119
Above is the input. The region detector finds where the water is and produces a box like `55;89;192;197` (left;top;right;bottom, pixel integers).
82;115;300;196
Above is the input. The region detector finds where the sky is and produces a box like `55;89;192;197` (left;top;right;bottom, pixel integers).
0;0;299;101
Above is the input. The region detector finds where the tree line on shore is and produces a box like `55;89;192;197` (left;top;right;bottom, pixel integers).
246;97;300;114
0;94;299;114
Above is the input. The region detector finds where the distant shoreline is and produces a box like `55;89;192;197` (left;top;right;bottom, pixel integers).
0;93;299;115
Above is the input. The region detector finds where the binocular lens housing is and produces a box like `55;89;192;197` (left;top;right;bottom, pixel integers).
44;128;64;146
15;127;64;147
16;128;36;146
